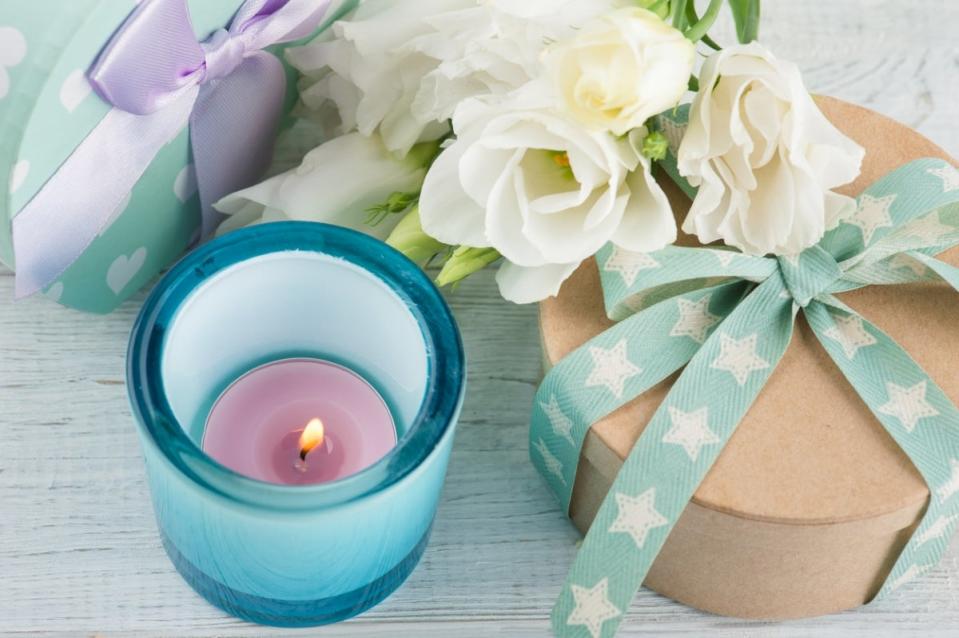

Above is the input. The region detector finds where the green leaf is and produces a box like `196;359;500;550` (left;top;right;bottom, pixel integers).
728;0;761;43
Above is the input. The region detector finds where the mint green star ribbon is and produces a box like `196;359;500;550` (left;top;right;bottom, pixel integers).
530;114;959;637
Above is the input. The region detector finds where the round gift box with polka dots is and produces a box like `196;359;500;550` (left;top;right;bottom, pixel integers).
0;1;340;313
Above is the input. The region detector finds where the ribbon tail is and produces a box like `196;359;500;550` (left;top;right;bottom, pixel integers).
551;276;795;638
12;87;198;298
531;280;749;512
191;53;286;239
806;298;959;598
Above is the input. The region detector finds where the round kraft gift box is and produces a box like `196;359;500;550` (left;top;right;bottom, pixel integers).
539;97;958;620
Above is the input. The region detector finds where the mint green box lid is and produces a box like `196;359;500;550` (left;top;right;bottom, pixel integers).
0;0;346;313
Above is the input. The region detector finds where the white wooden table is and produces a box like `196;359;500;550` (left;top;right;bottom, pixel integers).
2;2;958;636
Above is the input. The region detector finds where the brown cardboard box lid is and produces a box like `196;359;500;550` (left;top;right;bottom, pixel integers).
540;97;958;526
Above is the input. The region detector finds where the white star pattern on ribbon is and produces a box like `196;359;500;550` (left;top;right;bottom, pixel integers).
541;395;576;447
608;488;669;549
659;118;686;155
533;437;566;486
888;563;926;591
712;250;737;267
904;212;955;246
917;515;958;546
929;164;959;193
845;193;896;245
823;314;877;360
663;406;719;461
585;339;642;399
889;253;927;277
937;459;959;502
567;578;621;638
602;246;659;287
878;380;939;433
781;253;801;268
710;333;770;385
670;296;721;344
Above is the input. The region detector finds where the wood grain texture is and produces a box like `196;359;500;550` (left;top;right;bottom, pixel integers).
1;1;958;636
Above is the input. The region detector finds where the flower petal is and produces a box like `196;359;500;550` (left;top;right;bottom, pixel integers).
495;260;581;304
215;132;425;240
419;141;490;247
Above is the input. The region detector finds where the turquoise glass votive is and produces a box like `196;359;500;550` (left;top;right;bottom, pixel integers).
127;222;465;627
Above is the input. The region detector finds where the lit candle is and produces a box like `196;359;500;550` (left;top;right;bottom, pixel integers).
129;222;465;627
202;358;396;485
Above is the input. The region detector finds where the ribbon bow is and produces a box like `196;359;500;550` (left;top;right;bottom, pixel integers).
11;0;333;298
532;118;959;636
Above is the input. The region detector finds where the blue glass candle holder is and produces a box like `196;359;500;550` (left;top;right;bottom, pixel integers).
127;222;465;627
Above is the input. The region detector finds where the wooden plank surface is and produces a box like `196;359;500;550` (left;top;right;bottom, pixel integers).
1;1;958;636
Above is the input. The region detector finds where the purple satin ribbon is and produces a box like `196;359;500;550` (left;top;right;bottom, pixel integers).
12;0;330;298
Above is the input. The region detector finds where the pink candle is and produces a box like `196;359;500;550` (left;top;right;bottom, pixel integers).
203;358;397;485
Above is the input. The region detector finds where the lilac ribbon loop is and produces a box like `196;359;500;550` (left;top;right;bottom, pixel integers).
12;0;331;299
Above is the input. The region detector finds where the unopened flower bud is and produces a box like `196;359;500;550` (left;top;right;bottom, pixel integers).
385;206;447;266
436;246;502;288
641;131;669;161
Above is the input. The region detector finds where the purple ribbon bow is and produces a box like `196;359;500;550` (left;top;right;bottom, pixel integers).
12;0;330;298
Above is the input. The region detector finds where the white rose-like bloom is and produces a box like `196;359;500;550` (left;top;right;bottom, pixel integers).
678;43;865;256
419;88;676;303
548;7;695;136
214;132;428;239
286;0;628;157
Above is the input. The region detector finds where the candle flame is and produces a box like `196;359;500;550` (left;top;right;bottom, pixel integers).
298;418;325;461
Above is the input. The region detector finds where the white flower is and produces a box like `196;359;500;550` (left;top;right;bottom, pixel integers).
285;0;628;157
214;132;428;239
547;7;695;136
677;43;865;256
419;87;675;303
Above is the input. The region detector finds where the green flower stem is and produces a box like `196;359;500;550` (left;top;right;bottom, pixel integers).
684;0;724;42
365;190;419;226
684;0;722;49
669;0;689;31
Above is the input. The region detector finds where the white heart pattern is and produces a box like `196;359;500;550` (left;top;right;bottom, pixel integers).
174;164;198;202
60;68;93;113
8;159;28;194
106;247;147;295
0;26;27;100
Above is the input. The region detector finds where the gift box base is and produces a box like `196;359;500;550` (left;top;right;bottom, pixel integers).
569;445;921;619
540;97;957;620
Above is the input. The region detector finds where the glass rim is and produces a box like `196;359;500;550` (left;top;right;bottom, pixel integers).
127;222;466;511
